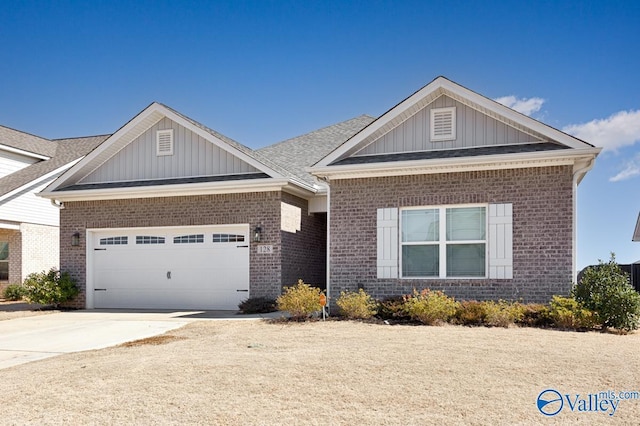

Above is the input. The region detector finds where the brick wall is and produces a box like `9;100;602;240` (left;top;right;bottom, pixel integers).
0;229;22;291
280;193;327;289
20;223;59;278
60;192;285;308
329;166;574;304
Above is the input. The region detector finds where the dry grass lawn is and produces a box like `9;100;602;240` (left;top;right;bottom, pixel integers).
0;320;639;425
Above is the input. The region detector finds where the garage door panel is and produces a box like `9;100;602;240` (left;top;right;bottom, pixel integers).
91;225;249;310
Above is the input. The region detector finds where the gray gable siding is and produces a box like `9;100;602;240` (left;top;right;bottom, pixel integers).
80;117;259;184
356;95;543;156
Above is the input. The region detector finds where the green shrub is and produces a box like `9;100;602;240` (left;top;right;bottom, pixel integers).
455;300;487;326
548;296;596;330
573;254;640;332
336;289;378;319
517;303;553;328
3;284;26;301
22;268;79;307
376;296;411;321
276;279;323;320
238;297;277;314
403;289;459;325
483;300;525;328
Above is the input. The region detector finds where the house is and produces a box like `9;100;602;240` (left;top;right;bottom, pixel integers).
38;77;600;310
0;125;107;292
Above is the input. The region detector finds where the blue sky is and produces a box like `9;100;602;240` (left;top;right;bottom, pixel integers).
1;0;639;269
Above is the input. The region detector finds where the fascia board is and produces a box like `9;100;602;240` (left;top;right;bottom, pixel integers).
1;159;81;202
38;178;310;202
310;148;601;180
437;79;594;150
317;78;445;167
0;222;21;230
43;104;165;193
0;144;50;161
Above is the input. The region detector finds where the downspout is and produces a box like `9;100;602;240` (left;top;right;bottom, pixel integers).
317;176;331;314
50;199;65;209
572;157;596;285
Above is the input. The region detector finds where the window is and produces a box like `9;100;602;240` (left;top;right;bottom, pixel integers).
401;206;486;278
173;234;204;244
430;107;456;141
100;236;128;245
136;236;165;245
156;129;174;156
212;234;245;243
0;242;8;281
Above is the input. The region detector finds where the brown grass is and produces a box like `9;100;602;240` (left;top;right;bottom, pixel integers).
0;320;638;425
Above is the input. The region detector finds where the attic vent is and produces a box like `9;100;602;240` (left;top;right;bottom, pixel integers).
156;129;174;156
430;107;456;141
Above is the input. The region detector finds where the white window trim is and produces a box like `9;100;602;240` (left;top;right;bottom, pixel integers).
399;204;488;279
156;129;174;156
430;106;456;142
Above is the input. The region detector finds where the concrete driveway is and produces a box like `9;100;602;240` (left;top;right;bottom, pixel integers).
0;309;282;370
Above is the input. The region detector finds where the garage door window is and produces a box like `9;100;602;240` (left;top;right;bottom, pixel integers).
213;234;245;243
136;236;165;244
100;236;128;245
174;234;204;244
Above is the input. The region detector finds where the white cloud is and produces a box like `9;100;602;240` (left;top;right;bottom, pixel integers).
562;110;640;152
609;153;640;182
494;95;545;116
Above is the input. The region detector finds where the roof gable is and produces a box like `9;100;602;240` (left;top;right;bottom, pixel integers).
634;213;640;242
78;116;260;185
315;76;598;167
355;94;545;156
43;103;293;196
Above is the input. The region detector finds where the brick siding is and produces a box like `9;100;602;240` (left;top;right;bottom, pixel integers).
329;166;574;304
281;193;326;289
60;191;326;308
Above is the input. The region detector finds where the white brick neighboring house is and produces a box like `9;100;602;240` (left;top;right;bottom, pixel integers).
0;125;107;291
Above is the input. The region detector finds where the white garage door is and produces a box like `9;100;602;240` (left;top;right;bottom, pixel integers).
89;225;249;310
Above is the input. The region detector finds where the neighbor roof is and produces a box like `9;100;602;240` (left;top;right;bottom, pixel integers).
634;213;640;242
0;135;109;199
257;115;375;186
0;125;57;158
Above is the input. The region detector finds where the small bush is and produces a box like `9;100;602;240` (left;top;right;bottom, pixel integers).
573;254;640;332
483;300;525;328
238;297;276;314
548;296;596;330
336;289;378;319
517;303;553;328
22;268;79;307
403;289;459;325
276;279;323;320
3;284;26;301
455;300;487;326
377;296;411;321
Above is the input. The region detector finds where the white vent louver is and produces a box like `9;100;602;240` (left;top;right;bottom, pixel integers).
156;129;174;156
430;107;456;141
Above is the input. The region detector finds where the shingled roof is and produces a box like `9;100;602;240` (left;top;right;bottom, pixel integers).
257;115;375;186
0;134;109;198
0;125;57;158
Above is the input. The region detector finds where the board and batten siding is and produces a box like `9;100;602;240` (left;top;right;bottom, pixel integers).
356;95;543;155
80;117;259;184
0;177;60;227
0;151;38;179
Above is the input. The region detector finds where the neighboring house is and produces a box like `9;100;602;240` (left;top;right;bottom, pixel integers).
634;212;640;242
38;76;600;310
0;125;107;291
